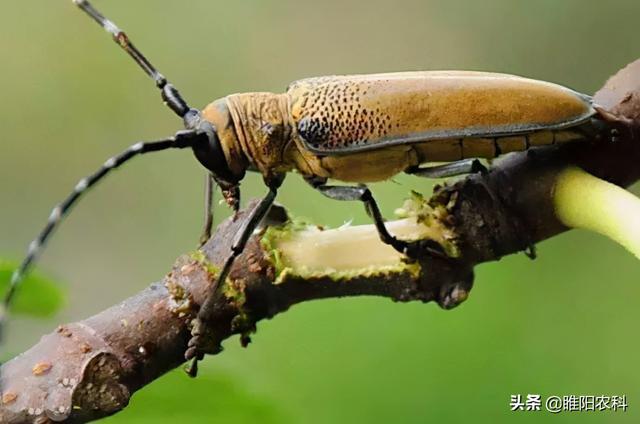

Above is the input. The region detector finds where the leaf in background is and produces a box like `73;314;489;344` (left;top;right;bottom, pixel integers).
0;261;65;317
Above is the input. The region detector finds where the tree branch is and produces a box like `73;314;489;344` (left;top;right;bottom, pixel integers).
2;59;640;423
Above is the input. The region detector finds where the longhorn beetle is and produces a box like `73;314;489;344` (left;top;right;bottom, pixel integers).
3;0;610;375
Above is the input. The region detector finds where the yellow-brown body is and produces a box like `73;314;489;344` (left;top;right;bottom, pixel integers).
201;71;595;185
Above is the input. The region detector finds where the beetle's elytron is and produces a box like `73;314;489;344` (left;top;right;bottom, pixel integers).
2;0;610;375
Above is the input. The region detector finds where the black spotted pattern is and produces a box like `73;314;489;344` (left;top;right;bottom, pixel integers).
294;80;394;151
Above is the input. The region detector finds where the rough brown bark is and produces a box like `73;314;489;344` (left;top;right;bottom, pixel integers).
2;60;640;423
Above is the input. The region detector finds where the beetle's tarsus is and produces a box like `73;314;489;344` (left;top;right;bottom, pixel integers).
184;317;221;377
402;239;449;260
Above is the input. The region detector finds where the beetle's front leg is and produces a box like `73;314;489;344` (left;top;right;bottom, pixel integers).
306;178;446;259
198;173;216;246
185;176;283;377
199;176;240;247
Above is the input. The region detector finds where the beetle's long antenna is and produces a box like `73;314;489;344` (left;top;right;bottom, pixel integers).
0;130;208;342
73;0;191;118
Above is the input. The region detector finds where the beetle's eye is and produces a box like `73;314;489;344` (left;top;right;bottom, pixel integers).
191;124;237;184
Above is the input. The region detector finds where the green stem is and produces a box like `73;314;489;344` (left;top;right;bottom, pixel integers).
554;166;640;259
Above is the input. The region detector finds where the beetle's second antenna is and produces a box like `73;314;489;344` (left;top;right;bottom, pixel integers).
73;0;191;118
0;130;208;343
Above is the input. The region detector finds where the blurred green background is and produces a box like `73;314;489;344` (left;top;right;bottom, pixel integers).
1;0;640;422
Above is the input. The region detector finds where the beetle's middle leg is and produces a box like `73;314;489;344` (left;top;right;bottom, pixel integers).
405;158;487;179
306;178;445;258
307;178;407;253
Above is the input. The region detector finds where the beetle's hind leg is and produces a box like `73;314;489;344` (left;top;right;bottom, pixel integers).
406;158;487;179
407;162;540;261
306;178;446;259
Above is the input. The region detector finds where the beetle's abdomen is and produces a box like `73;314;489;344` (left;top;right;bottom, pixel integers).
287;71;595;155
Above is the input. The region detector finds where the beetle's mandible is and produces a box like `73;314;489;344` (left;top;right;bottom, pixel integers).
1;0;614;375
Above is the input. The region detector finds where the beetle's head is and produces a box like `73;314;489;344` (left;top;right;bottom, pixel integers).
183;103;247;190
